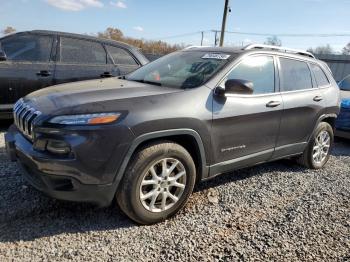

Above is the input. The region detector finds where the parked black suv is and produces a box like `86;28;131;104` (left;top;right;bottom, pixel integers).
0;30;148;118
5;44;340;224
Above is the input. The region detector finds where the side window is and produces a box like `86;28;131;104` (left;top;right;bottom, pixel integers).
310;64;330;87
106;45;138;65
226;56;275;94
279;58;313;91
0;34;53;62
60;37;106;64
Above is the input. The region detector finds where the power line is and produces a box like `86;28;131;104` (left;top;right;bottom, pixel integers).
156;30;350;40
224;31;350;37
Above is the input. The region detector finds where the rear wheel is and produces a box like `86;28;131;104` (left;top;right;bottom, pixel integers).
297;122;333;169
116;141;196;224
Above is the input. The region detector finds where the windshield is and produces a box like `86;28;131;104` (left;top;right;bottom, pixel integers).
126;51;233;89
339;75;350;91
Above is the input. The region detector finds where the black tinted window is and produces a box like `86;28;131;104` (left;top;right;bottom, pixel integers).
310;64;329;87
280;58;313;91
106;45;138;65
226;56;275;94
60;37;106;64
0;34;53;62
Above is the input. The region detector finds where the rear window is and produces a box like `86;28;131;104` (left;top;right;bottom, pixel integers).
310;64;330;87
0;34;53;62
60;37;106;64
279;58;313;91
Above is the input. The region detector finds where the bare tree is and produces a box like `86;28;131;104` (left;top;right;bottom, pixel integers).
97;27;184;55
342;43;350;55
264;35;282;46
307;44;334;55
2;26;16;35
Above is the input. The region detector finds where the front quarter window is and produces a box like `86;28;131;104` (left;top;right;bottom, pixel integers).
126;51;232;89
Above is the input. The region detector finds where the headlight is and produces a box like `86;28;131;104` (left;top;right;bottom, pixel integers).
48;113;121;125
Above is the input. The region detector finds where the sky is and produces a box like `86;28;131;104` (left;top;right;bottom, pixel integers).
0;0;349;52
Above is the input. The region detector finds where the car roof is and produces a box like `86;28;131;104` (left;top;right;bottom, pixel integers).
182;46;244;55
182;45;318;62
11;30;139;51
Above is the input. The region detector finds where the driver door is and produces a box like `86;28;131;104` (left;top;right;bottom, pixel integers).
210;55;283;174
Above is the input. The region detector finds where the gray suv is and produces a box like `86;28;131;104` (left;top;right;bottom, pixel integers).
5;44;340;224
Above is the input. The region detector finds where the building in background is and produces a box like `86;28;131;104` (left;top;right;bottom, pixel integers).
316;54;350;83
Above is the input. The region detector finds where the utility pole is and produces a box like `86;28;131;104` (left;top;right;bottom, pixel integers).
219;0;230;47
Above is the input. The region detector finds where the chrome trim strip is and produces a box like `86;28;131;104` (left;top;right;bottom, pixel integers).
12;99;42;141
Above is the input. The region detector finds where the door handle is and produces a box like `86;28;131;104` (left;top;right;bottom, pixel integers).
266;101;281;108
36;70;51;77
100;72;113;78
313;96;323;102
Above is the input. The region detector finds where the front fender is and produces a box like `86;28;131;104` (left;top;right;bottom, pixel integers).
112;128;209;191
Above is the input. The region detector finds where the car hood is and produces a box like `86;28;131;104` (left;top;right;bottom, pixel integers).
24;78;181;115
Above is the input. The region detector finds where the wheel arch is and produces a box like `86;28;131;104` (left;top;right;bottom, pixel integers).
308;113;337;142
113;129;209;190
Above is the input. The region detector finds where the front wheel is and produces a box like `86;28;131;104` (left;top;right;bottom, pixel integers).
116;141;196;225
297;122;333;169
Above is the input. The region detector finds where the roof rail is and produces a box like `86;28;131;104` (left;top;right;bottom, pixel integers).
243;44;315;58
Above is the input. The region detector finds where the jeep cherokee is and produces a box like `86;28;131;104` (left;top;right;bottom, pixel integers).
5;44;340;224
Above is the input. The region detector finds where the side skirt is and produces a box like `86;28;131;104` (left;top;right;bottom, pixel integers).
206;142;307;180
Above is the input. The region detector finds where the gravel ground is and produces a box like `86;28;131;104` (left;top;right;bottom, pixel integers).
0;123;349;261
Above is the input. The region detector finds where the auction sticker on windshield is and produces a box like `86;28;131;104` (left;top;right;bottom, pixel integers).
202;53;231;60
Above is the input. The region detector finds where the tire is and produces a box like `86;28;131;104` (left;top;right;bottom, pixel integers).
297;122;334;169
116;141;196;225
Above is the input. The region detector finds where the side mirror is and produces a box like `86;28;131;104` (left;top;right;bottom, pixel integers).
216;79;254;96
0;50;6;61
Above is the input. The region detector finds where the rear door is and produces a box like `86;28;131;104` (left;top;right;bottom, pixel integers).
274;57;325;157
105;45;141;75
0;33;55;107
53;37;117;85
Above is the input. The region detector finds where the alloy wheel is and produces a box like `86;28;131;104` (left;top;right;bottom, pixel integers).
139;158;187;213
312;130;331;164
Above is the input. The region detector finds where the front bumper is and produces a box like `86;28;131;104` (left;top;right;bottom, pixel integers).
5;124;133;206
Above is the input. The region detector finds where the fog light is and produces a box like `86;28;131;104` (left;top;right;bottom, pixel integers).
46;140;71;155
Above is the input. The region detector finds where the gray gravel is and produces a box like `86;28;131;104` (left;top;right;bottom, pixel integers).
0;124;349;261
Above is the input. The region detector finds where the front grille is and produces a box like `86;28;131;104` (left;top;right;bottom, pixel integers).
13;99;42;140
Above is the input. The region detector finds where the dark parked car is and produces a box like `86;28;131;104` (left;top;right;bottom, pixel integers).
0;30;148;118
5;44;340;224
335;74;350;139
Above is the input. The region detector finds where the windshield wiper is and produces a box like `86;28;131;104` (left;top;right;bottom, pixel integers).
129;79;162;86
